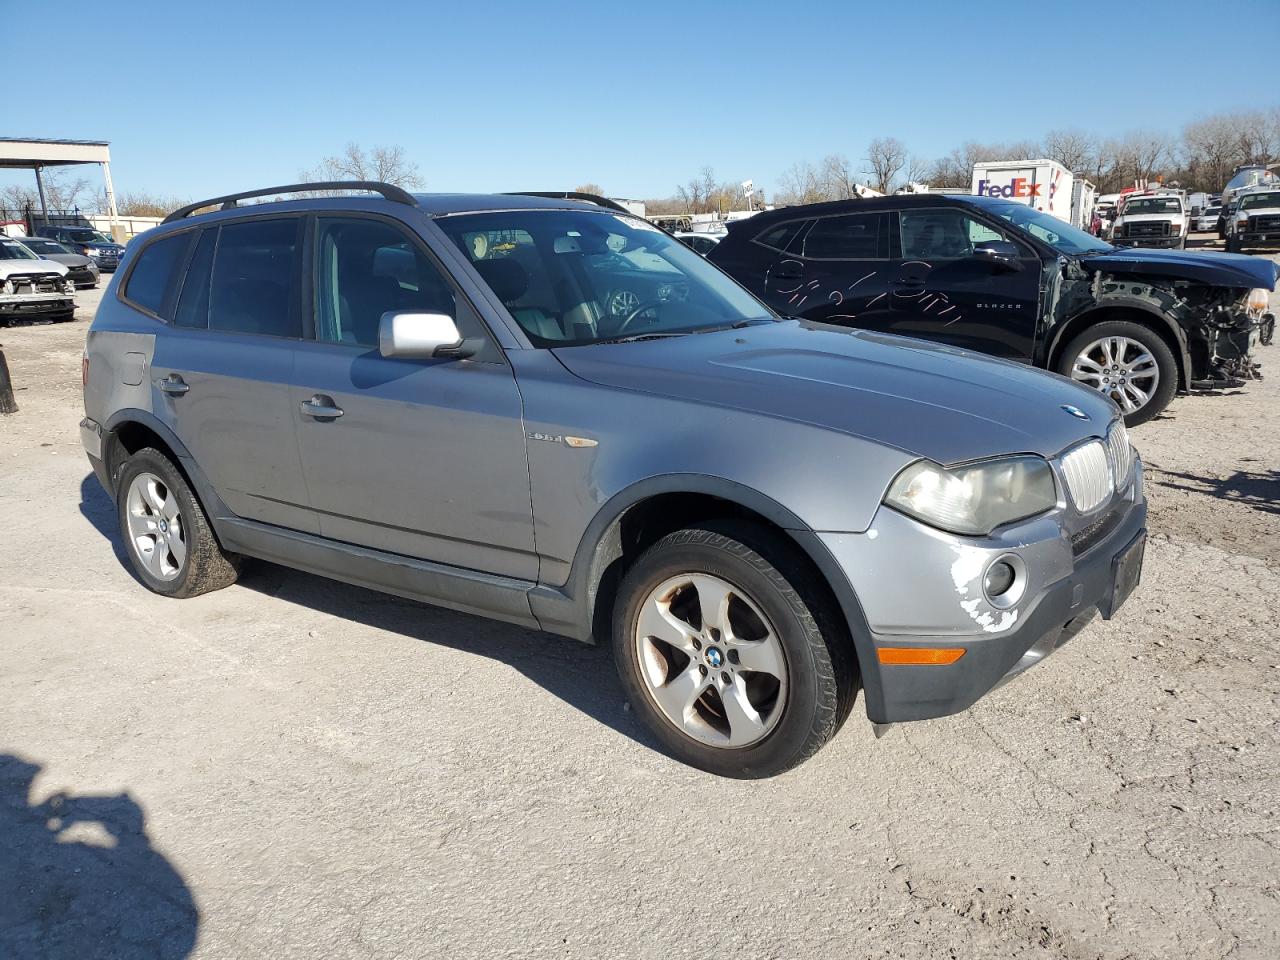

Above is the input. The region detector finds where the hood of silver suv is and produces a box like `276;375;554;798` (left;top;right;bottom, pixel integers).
554;321;1117;465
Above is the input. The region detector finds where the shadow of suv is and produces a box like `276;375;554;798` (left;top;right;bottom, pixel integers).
82;182;1149;778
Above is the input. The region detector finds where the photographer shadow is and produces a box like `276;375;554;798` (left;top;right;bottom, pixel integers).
0;753;197;960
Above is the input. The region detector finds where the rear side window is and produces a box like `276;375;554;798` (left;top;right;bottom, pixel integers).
753;220;807;253
124;232;194;317
802;213;885;259
174;228;217;329
208;219;300;338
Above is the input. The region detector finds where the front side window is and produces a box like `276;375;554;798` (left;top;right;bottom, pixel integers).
124;231;194;317
207;219;300;337
438;209;771;347
802;213;885;259
900;210;1007;260
314;218;456;347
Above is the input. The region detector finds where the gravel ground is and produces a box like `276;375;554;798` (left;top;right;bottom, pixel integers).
1;251;1278;960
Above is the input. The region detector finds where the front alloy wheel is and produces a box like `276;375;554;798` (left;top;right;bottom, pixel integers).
1057;320;1178;427
1070;335;1160;415
613;522;857;778
635;572;788;748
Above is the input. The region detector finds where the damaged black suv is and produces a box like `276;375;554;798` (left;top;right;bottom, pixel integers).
709;195;1277;425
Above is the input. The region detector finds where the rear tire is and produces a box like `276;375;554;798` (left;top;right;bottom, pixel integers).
115;447;239;598
1056;320;1178;427
612;520;857;778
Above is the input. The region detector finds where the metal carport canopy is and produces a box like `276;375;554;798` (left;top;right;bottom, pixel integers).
0;137;119;228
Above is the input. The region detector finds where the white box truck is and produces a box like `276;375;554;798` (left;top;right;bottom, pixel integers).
971;158;1075;223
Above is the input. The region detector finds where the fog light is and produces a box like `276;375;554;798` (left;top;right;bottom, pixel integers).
984;561;1016;599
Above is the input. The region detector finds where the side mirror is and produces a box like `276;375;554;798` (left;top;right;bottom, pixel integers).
971;240;1024;271
377;311;478;360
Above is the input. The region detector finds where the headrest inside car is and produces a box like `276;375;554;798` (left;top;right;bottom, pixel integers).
473;257;529;303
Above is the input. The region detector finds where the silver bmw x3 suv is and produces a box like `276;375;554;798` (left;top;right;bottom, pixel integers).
80;182;1146;777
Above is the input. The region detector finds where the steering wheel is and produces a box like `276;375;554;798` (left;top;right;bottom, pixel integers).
614;300;667;334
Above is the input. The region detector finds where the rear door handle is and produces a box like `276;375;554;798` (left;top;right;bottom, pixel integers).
157;375;189;396
299;395;344;420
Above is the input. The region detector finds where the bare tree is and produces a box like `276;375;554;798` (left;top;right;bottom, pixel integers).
865;137;907;194
573;182;605;196
774;160;828;205
301;143;423;189
1;169;91;215
1044;129;1095;173
903;154;931;188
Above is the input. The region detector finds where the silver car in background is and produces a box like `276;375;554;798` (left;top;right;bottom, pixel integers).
80;183;1147;778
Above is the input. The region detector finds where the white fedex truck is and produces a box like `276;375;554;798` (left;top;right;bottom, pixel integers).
971;158;1075;224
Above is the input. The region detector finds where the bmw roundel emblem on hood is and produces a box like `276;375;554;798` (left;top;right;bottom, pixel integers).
1061;404;1090;421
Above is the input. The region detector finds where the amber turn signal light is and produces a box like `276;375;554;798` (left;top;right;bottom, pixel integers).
877;647;966;665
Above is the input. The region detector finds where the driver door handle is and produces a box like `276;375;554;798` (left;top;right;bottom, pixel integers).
299;395;343;420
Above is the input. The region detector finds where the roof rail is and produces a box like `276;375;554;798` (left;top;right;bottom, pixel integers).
163;181;418;224
504;191;631;214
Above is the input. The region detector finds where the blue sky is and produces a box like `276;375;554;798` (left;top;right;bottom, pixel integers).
4;0;1277;204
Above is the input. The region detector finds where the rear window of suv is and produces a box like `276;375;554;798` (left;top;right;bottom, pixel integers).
124;232;195;317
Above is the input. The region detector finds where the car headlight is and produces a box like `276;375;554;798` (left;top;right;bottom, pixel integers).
1;279;12;295
884;456;1058;536
1246;288;1270;316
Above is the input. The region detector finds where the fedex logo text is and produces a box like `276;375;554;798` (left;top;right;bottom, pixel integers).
976;178;1042;199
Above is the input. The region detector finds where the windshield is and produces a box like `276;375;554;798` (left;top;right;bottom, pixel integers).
21;239;68;255
979;200;1112;255
438;209;772;346
64;229;112;244
1121;197;1182;215
0;238;39;261
1204;206;1221;216
1240;193;1280;210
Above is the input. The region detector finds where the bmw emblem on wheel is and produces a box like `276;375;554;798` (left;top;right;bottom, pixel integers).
1061;404;1090;420
706;647;723;668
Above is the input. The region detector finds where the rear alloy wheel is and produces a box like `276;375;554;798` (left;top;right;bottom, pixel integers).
116;447;239;598
1058;321;1177;427
613;522;856;778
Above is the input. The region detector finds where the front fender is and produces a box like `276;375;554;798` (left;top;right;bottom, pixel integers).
525;472;889;725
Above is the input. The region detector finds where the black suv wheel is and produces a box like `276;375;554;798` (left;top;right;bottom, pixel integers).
1056;321;1178;427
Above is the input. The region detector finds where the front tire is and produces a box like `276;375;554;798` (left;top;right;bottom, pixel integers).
1057;321;1178;427
612;521;857;778
115;448;239;598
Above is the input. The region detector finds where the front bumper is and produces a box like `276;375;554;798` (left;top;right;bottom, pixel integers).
89;255;121;271
822;461;1147;723
1237;233;1280;248
1113;236;1182;248
0;293;74;318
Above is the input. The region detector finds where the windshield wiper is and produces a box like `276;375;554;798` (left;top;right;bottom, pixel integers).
594;332;689;345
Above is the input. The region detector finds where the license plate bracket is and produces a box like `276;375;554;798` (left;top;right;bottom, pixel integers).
1102;530;1146;620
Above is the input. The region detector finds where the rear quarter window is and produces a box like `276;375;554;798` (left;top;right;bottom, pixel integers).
753;220;808;253
123;232;195;318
